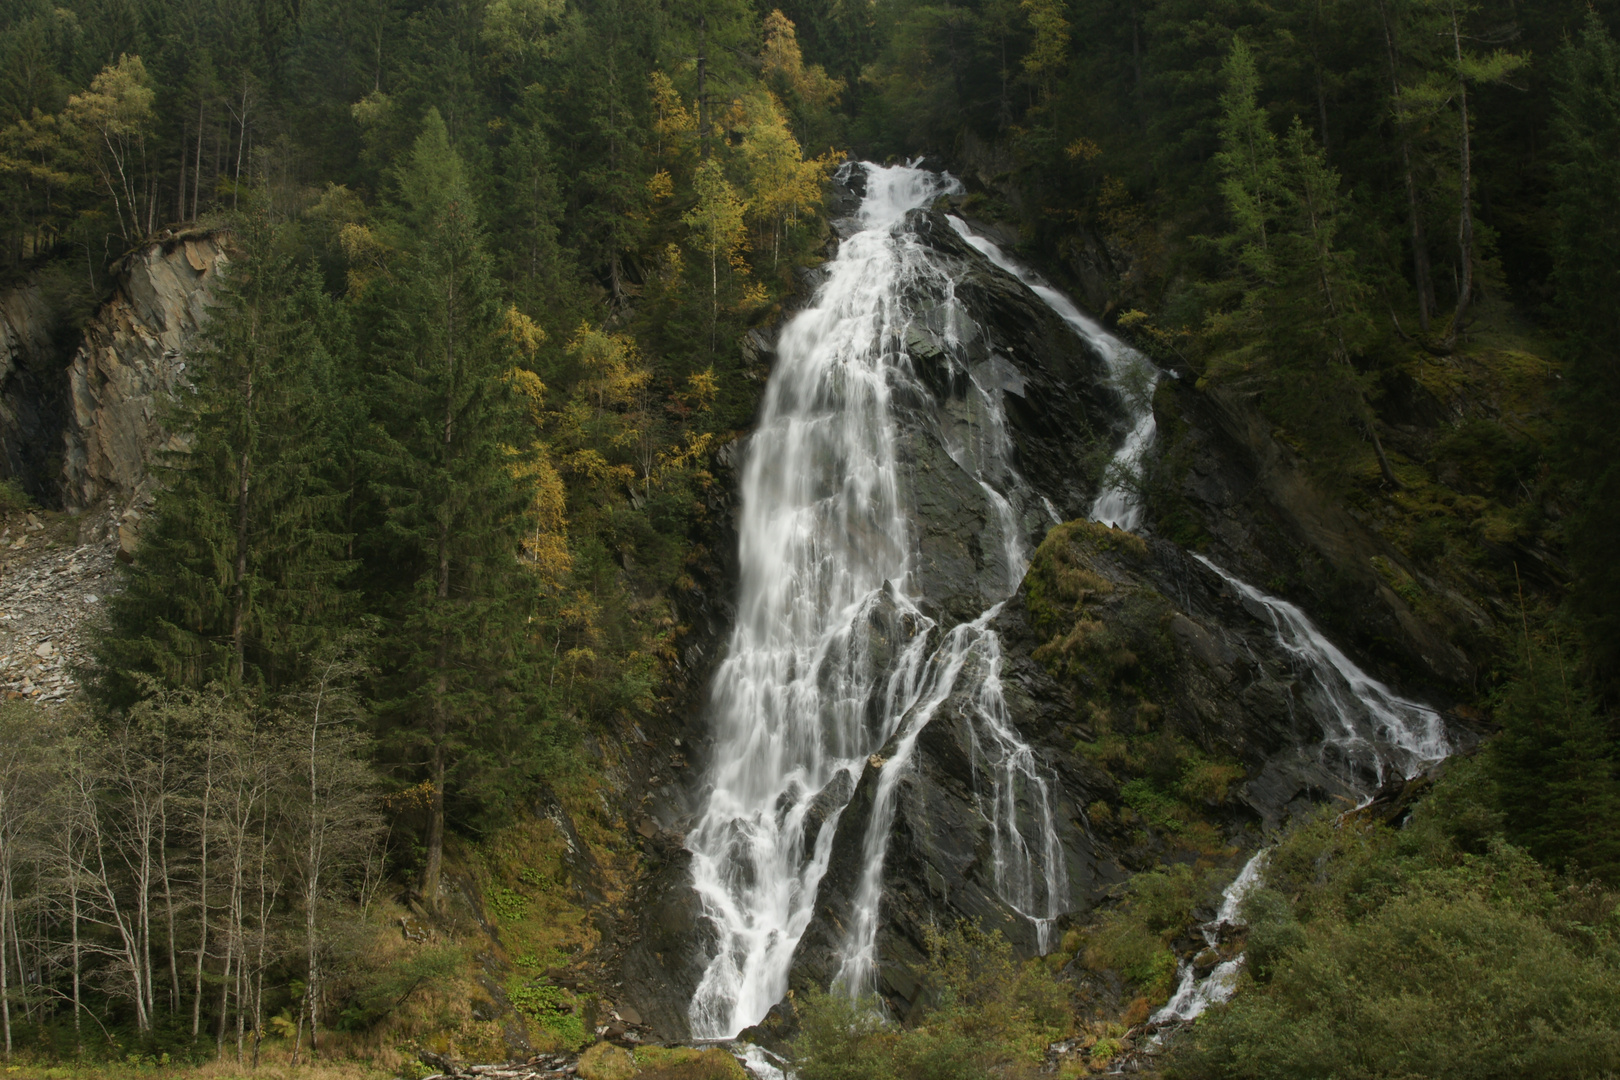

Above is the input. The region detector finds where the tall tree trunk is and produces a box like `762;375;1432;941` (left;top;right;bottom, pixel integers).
304;683;325;1059
1444;7;1474;350
215;937;230;1058
193;99;205;220
138;798;155;1026
231;81;249;211
191;740;214;1037
423;277;457;911
231;368;254;684
250;816;271;1069
159;789;180;1012
177;130;188;224
1312;0;1332;160
69;848;81;1048
698;17;710;159
0;856;11;1061
1379;0;1435;331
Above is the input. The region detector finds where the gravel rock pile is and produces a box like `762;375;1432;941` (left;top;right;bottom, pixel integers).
0;510;119;703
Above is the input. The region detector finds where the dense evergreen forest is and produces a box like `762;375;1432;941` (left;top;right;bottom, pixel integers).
0;0;1617;1075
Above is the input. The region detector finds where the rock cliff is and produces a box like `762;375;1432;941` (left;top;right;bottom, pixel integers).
611;188;1466;1037
0;235;227;523
0;280;71;496
62;235;228;521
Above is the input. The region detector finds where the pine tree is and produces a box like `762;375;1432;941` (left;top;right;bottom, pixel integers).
1213;39;1284;298
1551;13;1620;686
1396;0;1525;350
1489;636;1620;884
95;211;354;704
359;109;544;908
1208;42;1396;486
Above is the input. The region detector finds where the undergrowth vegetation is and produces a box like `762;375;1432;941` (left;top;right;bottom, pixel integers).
1025;521;1246;855
791;924;1072;1080
1170;760;1620;1079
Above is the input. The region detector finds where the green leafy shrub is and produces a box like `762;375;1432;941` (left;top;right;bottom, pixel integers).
1083;864;1210;1001
0;479;32;514
488;885;531;920
791;923;1072;1080
333;942;466;1031
1170;778;1620;1080
634;1047;749;1080
1239;888;1305;983
509;980;591;1051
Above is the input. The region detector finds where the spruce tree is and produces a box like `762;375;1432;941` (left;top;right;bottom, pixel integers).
1551;13;1620;685
95;212;354;704
359;109;543;907
1209;42;1395;486
1489;638;1620;883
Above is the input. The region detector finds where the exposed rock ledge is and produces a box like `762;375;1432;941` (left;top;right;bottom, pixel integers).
62;234;228;516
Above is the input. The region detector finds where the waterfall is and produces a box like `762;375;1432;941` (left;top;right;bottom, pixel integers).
945;217;1161;531
686;163;1067;1036
1150;851;1268;1027
943;216;1449;785
690;171;1449;1039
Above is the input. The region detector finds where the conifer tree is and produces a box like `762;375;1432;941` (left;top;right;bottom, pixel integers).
1489;638;1620;883
1551;13;1620;684
95;212;353;704
1209;42;1396;486
1213;40;1284;292
359;109;542;908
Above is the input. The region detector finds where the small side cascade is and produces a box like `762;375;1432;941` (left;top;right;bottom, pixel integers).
1150;851;1268;1029
945;216;1161;531
1193;555;1450;786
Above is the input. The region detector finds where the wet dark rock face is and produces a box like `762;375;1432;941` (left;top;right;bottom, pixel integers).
1151;378;1480;696
785;520;1408;1018
0;283;72;501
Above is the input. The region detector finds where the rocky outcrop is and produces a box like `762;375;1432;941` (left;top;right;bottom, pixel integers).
610;181;1465;1036
1150;379;1482;694
61;234;227;517
786;518;1434;1017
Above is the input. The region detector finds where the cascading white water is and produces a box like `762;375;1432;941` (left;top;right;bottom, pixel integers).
694;171;1449;1039
687;163;1069;1036
945;218;1161;531
685;163;954;1038
1193;556;1449;785
943;215;1449;785
1150;851;1268;1028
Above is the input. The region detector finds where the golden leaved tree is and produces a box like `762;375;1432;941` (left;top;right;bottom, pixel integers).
62;55;155;241
738;92;838;270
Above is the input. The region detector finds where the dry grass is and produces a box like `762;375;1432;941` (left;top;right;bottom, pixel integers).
1;1053;394;1080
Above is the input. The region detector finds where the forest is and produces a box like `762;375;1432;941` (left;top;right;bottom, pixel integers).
0;0;1616;1077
